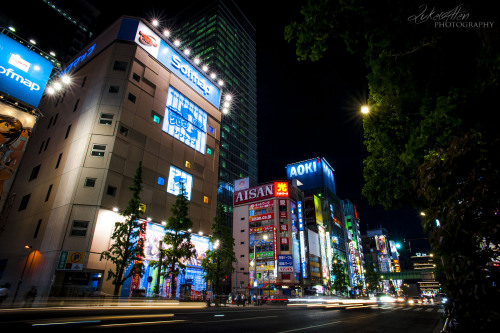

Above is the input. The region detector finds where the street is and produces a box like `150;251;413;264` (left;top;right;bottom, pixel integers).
0;302;444;332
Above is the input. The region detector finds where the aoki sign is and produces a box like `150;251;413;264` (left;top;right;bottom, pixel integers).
287;157;336;194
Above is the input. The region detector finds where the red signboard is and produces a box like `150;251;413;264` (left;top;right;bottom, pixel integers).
280;224;288;231
274;182;289;197
280;237;289;245
234;183;274;204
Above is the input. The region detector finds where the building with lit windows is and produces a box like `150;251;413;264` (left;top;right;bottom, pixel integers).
176;0;258;227
233;180;303;297
286;157;348;294
0;16;222;303
343;199;365;290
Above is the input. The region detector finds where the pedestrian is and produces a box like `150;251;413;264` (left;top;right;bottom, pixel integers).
0;283;9;306
23;286;37;308
257;294;262;306
236;293;241;306
241;294;246;306
252;294;256;306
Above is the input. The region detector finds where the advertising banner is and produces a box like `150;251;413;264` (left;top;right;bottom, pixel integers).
56;251;85;271
167;165;193;200
249;200;274;210
286;158;336;195
164;86;207;154
0;105;36;208
249;225;274;234
249;212;274;223
234;183;274;205
0;34;53;107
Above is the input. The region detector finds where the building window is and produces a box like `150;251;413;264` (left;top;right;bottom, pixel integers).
109;86;120;93
280;244;290;251
18;194;31;211
151;111;162;124
241;229;245;233
47;116;53;129
81;77;87;87
73;99;80;112
132;73;141;82
157;177;165;186
185;161;191;168
240;241;245;244
44;138;50;151
70;220;89;237
39;141;45;154
119;126;129;137
128;93;136;103
65;125;72;139
84;178;96;187
45;184;53;201
203;196;209;204
113;60;127;71
99;113;114;125
53;113;59;125
91;144;106;157
208;126;214;134
207;147;213;155
55;153;63;169
106;185;117;197
33;219;42;238
240;254;244;258
29;165;41;181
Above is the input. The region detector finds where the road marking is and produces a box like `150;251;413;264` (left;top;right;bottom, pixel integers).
425;308;434;312
414;308;423;311
276;321;343;333
195;315;278;324
99;319;186;327
438;309;444;313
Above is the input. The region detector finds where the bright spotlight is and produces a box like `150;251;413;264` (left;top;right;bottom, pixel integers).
361;105;369;114
183;48;191;55
53;82;62;90
47;87;55;95
194;58;201;64
202;65;208;72
163;29;171;37
222;108;229;114
218;80;224;86
174;40;181;47
152;19;159;27
224;94;232;101
210;73;216;79
61;75;71;84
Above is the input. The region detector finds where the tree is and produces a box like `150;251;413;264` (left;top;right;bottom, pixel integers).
286;1;499;329
201;203;236;303
364;263;380;294
329;254;349;296
100;161;145;296
155;183;196;299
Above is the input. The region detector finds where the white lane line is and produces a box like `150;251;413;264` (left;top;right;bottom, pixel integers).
196;315;278;324
425;308;434;312
276;321;342;333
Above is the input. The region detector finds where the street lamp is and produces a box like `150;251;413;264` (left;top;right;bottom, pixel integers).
252;234;268;298
12;245;33;306
361;105;369;114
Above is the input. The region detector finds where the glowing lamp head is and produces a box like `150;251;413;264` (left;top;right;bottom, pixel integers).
361;105;369;114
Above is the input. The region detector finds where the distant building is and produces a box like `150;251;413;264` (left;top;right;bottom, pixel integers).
176;0;258;227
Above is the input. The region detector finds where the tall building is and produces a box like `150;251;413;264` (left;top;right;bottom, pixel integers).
176;0;258;226
342;199;365;289
286;157;348;292
0;16;221;302
1;0;100;65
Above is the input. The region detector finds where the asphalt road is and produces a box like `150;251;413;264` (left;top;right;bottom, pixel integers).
0;303;444;333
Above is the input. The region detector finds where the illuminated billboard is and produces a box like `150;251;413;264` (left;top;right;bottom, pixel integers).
163;86;207;154
0;105;36;209
286;157;336;194
167;165;193;200
0;34;53;107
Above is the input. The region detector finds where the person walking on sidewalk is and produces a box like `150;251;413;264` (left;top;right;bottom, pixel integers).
241;294;246;306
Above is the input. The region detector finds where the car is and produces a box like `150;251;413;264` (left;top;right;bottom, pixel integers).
408;296;422;305
434;293;448;304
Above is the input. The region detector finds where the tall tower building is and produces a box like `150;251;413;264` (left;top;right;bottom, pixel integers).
176;0;258;226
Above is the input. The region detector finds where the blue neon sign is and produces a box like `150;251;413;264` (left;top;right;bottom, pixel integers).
118;19;221;108
298;201;307;279
0;34;53;107
287;157;336;194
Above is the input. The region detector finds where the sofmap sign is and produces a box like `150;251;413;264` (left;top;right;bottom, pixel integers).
287;157;336;194
0;34;53;107
121;19;221;108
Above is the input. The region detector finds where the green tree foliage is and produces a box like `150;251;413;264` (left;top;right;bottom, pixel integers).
156;183;196;299
100;161;145;296
363;263;380;293
286;0;500;328
329;254;349;295
201;203;236;301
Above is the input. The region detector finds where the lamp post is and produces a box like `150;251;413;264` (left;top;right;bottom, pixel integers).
12;245;33;306
252;234;268;298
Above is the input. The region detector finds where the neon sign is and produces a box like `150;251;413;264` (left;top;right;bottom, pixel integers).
274;181;289;197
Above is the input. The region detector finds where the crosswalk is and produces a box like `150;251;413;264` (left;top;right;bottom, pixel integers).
378;305;444;313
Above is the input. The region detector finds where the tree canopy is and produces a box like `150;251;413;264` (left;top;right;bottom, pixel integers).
286;0;499;329
100;161;145;296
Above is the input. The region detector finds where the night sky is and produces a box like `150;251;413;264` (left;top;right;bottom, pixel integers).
6;0;430;250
